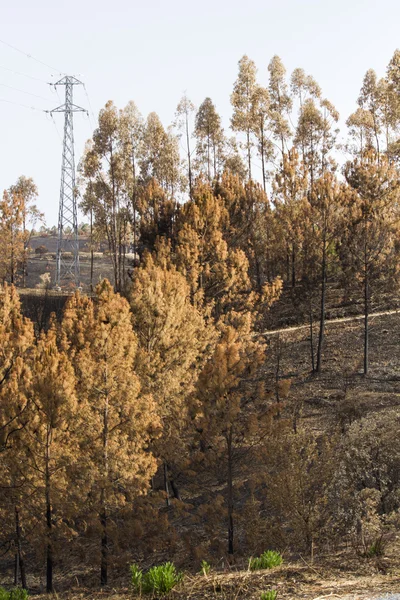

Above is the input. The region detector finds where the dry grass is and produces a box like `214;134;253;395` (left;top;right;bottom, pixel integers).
30;559;400;599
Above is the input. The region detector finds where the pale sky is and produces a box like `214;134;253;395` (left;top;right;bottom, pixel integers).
1;0;399;225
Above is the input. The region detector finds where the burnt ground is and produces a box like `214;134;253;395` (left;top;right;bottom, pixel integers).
27;235;114;290
263;309;400;435
24;557;400;599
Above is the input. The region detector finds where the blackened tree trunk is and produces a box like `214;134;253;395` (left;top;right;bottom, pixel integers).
100;393;109;586
364;260;369;376
260;124;266;193
227;428;234;555
309;299;315;373
164;462;170;507
100;503;108;586
292;244;296;288
15;506;27;589
45;435;53;593
90;205;94;293
316;236;327;373
247;130;252;180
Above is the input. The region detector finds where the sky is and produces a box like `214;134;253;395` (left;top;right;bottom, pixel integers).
1;0;400;225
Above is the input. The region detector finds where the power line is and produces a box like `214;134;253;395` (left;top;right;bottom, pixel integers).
0;64;47;83
0;82;52;103
0;38;64;75
0;97;45;112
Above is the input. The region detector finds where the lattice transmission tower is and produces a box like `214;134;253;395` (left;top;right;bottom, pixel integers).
49;76;87;289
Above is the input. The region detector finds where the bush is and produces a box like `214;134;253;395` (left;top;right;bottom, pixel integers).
9;591;28;600
366;535;386;557
130;564;143;592
200;559;211;576
0;589;28;600
35;245;49;255
130;562;183;595
249;550;283;571
261;591;277;600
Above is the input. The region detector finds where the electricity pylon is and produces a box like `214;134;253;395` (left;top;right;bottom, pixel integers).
49;76;87;289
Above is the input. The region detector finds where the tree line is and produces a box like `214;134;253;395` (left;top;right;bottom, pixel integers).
77;49;400;375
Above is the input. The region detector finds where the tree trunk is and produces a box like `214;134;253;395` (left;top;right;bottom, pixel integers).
207;130;211;182
14;553;19;586
364;270;369;376
309;299;315;373
286;244;290;282
247;130;251;180
291;244;296;288
100;503;108;586
15;506;27;589
131;144;137;258
90;206;94;293
186;112;193;199
22;215;27;288
100;393;109;586
164;462;170;507
169;471;181;501
45;436;53;593
316;239;327;373
260;125;266;192
227;429;234;555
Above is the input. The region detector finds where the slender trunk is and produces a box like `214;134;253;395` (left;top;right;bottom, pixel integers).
247;129;251;180
275;333;281;403
291;243;296;288
109;143;119;292
122;221;126;291
213;139;217;180
100;392;109;586
131;144;137;258
90;206;94;293
316;237;327;373
286;244;290;282
100;502;108;586
227;429;234;555
260;123;266;192
14;553;19;586
364;265;369;376
254;251;262;293
186;112;193;199
15;506;27;589
10;241;14;285
45;430;53;593
309;299;315;373
169;470;181;501
207;130;211;182
164;462;170;507
22;215;26;288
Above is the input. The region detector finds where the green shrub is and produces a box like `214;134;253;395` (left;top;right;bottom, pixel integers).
130;561;183;595
0;589;28;600
366;536;386;557
249;550;283;571
9;590;28;600
130;563;143;592
200;559;211;576
261;591;277;600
